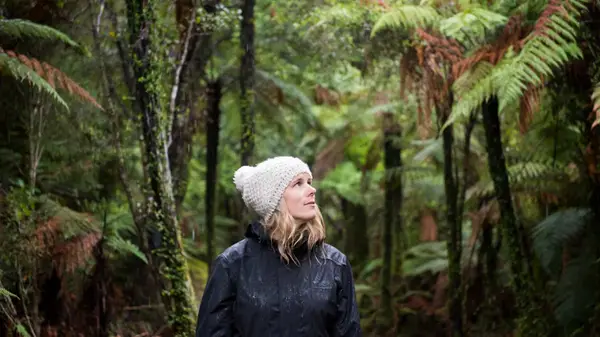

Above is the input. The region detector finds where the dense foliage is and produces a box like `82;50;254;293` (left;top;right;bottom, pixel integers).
2;0;600;336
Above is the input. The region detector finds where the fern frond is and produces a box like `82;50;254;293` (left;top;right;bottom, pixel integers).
531;208;591;277
552;237;598;334
2;50;103;110
370;5;441;38
0;19;85;54
445;61;494;127
440;7;508;48
519;85;544;133
451;15;525;79
106;235;148;264
467;160;565;200
0;52;68;109
493;0;588;112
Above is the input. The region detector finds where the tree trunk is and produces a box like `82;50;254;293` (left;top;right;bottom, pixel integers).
205;78;222;272
125;0;195;335
169;0;221;210
379;115;402;334
240;0;256;167
342;198;369;269
440;98;464;337
481;96;554;337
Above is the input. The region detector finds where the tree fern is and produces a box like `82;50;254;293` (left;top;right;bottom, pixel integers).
491;0;587;112
0;52;68;109
440;7;508;49
0;19;85;54
370;5;441;38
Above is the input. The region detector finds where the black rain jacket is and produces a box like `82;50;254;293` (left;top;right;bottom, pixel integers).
195;221;362;337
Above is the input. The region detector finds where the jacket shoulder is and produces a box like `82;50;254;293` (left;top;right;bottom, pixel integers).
321;243;349;266
217;238;249;264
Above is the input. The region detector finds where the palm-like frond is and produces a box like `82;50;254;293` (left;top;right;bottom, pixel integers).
447;61;493;127
0;52;68;109
4;50;102;109
0;19;85;54
492;0;587;112
531;208;592;278
447;1;588;127
440;7;508;48
467;160;565;200
370;5;441;38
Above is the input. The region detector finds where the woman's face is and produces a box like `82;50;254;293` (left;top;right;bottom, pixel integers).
282;172;317;222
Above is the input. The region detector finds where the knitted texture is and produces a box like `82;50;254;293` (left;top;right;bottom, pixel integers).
234;156;312;222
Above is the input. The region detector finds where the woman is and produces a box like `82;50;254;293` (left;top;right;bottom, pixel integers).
195;156;362;337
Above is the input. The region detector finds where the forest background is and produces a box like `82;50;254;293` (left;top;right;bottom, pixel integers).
1;0;600;337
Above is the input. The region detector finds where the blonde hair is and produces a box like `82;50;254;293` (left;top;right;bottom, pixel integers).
262;200;326;265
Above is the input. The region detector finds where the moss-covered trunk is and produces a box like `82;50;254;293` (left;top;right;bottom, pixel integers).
125;0;195;335
481;96;554;337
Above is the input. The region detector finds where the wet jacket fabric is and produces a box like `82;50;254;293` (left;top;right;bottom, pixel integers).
195;221;362;337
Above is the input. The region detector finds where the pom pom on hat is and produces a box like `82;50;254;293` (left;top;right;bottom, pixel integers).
233;156;312;222
233;165;255;193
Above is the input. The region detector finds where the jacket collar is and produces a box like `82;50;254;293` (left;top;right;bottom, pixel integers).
244;220;316;261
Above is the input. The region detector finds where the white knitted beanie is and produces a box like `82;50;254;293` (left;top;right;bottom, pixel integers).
234;156;312;222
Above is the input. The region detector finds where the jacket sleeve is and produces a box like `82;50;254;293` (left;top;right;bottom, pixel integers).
195;255;236;337
334;258;363;337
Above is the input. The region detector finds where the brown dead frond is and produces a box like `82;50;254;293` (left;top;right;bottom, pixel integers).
528;0;572;41
519;84;543;133
413;29;463;125
452;15;526;79
3;50;103;110
35;216;61;251
53;231;102;276
399;50;419;100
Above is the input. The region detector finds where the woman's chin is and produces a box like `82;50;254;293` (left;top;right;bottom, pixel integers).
294;211;316;223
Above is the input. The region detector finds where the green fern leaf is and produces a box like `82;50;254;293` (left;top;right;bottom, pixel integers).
370;5;441;38
445;61;494;128
493;1;588;112
106;235;148;264
532;208;592;277
0;53;69;109
440;7;508;47
0;19;86;54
